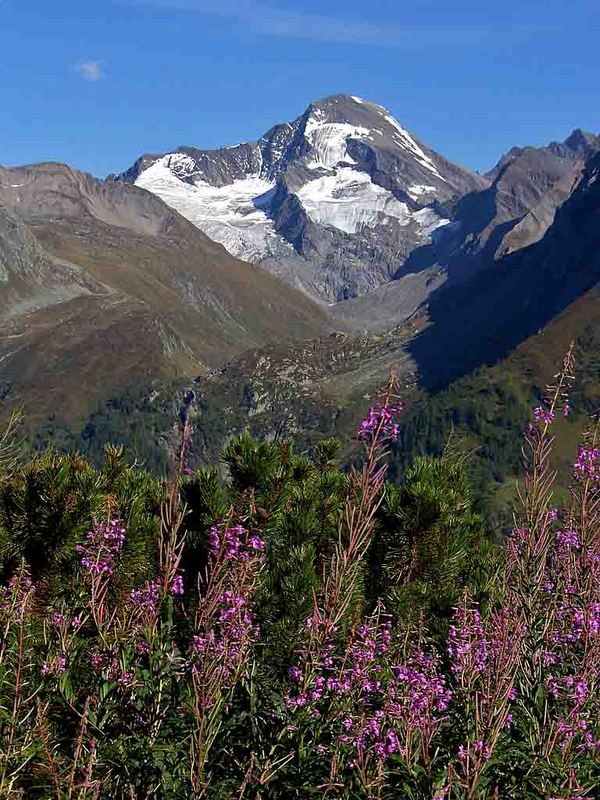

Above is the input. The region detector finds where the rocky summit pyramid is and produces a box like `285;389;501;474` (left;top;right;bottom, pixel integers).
118;94;487;301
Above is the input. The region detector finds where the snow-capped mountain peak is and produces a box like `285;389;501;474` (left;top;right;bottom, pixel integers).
120;94;487;300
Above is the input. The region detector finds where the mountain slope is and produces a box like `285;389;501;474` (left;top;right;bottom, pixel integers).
0;163;330;425
439;128;600;280
120;94;487;301
409;147;600;389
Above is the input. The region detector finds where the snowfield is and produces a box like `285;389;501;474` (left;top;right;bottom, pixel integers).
135;158;289;261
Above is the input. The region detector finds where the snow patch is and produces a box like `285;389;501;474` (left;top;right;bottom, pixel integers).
304;113;371;169
406;184;436;200
382;115;445;181
351;95;365;104
413;208;451;235
296;167;448;236
135;156;289;261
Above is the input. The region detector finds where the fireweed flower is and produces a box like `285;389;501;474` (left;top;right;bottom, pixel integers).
190;523;265;710
89;652;103;670
534;406;555;425
41;653;67;676
75;518;125;575
0;571;35;616
129;580;161;616
70;614;83;630
448;604;488;677
208;524;265;562
556;529;581;551
357;402;403;443
135;639;150;655
573;445;599;482
192;589;260;682
286;614;451;769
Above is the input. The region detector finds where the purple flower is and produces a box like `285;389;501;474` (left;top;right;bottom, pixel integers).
556;529;580;551
169;574;184;596
41;653;67;676
448;604;488;676
574;680;588;702
534;406;555;425
89;651;105;670
0;572;35;615
135;639;150;655
208;524;266;563
473;740;491;761
288;666;301;684
248;535;265;552
117;671;134;687
357;401;403;443
573;444;599;482
130;580;161;616
75;519;125;576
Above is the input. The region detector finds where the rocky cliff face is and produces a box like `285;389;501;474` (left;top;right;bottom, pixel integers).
444;129;600;278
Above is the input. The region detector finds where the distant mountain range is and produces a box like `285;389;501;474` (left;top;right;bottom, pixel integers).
117;94;598;311
0;94;598;459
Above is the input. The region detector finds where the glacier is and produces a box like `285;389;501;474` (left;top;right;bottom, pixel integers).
135;157;289;261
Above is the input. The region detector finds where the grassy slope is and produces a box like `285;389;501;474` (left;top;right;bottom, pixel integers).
0;165;330;430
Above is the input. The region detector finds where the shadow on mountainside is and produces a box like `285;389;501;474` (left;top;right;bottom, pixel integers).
408;151;600;391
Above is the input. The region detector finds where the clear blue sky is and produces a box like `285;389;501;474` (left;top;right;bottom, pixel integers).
1;0;598;177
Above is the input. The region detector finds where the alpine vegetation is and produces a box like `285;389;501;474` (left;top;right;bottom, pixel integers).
0;356;598;799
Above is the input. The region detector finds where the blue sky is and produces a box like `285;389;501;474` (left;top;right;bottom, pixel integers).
1;0;598;177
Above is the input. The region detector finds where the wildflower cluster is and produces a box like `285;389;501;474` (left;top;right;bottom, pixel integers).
40;610;84;678
0;362;599;798
533;405;555;425
192;588;259;680
129;579;160;617
357;401;403;443
87;646;136;689
129;574;184;620
190;523;265;704
573;444;599;482
0;571;35;616
75;518;125;575
448;603;488;678
286;614;451;775
208;523;266;560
